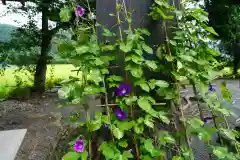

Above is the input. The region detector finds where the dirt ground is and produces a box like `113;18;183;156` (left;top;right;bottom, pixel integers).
0;92;100;160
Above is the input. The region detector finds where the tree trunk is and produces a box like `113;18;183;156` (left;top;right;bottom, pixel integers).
233;43;240;75
33;5;51;93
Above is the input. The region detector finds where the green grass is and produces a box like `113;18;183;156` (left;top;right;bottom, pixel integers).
0;64;79;98
0;65;239;99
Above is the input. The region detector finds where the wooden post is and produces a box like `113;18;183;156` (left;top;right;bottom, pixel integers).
96;0;179;98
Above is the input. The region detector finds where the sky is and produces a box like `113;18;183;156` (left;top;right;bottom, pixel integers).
0;2;54;28
0;2;31;27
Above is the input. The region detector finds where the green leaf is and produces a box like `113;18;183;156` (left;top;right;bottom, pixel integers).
204;26;219;36
59;7;72;22
158;131;175;145
145;60;158;70
220;129;236;141
76;46;90;54
137;97;152;114
123;151;134;159
169;40;177;46
177;61;183;69
139;83;150;92
172;156;184;160
112;126;124;139
88;119;102;131
158;111;170;124
213;146;228;159
141;43;153;54
84;86;105;95
62;152;81;160
88;69;103;85
130;67;143;78
101;45;115;51
124;96;137;105
144;115;154;128
130;55;143;64
118;140;128;148
138;97;158;117
145;96;156;104
155;80;169;88
165;55;174;61
118;121;135;131
179;55;194;62
188;118;204;129
143;139;162;157
142;155;152;160
138;28;151;36
81;151;88;160
102;29;116;37
197;128;216;142
144;139;154;153
206;48;220;56
101;69;109;75
58;43;75;55
148;80;156;90
94;58;104;66
220;82;232;103
120;41;133;52
134;124;144;134
99;142;116;159
108;76;124;82
134;49;143;56
137;117;144;123
156;7;174;20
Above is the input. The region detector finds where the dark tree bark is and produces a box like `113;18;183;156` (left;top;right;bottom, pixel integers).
33;5;51;93
233;43;240;75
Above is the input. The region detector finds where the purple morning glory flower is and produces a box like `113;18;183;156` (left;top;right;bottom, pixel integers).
115;107;127;120
208;84;216;92
104;123;109;128
116;83;131;97
73;139;85;152
75;5;85;17
202;116;213;123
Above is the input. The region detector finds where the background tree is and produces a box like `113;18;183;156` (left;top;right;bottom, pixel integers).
204;0;240;74
1;0;96;93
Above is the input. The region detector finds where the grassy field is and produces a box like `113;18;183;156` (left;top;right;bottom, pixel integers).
0;64;239;99
0;64;79;98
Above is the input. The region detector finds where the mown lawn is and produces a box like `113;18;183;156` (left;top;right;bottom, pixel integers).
0;64;79;98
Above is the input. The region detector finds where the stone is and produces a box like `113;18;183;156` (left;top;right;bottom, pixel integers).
0;129;27;160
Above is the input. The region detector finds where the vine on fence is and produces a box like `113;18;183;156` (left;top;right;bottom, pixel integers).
58;0;240;159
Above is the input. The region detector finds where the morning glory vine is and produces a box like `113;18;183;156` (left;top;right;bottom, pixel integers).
57;0;240;159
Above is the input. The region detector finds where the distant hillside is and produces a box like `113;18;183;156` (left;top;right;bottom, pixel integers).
0;24;69;64
0;24;18;42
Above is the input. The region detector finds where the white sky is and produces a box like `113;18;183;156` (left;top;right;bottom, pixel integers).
0;2;55;28
0;2;30;27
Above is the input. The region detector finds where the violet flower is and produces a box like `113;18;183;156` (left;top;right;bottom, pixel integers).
202;116;213;123
75;5;85;17
116;83;131;97
208;84;216;92
104;123;109;128
73;139;85;152
115;107;127;121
